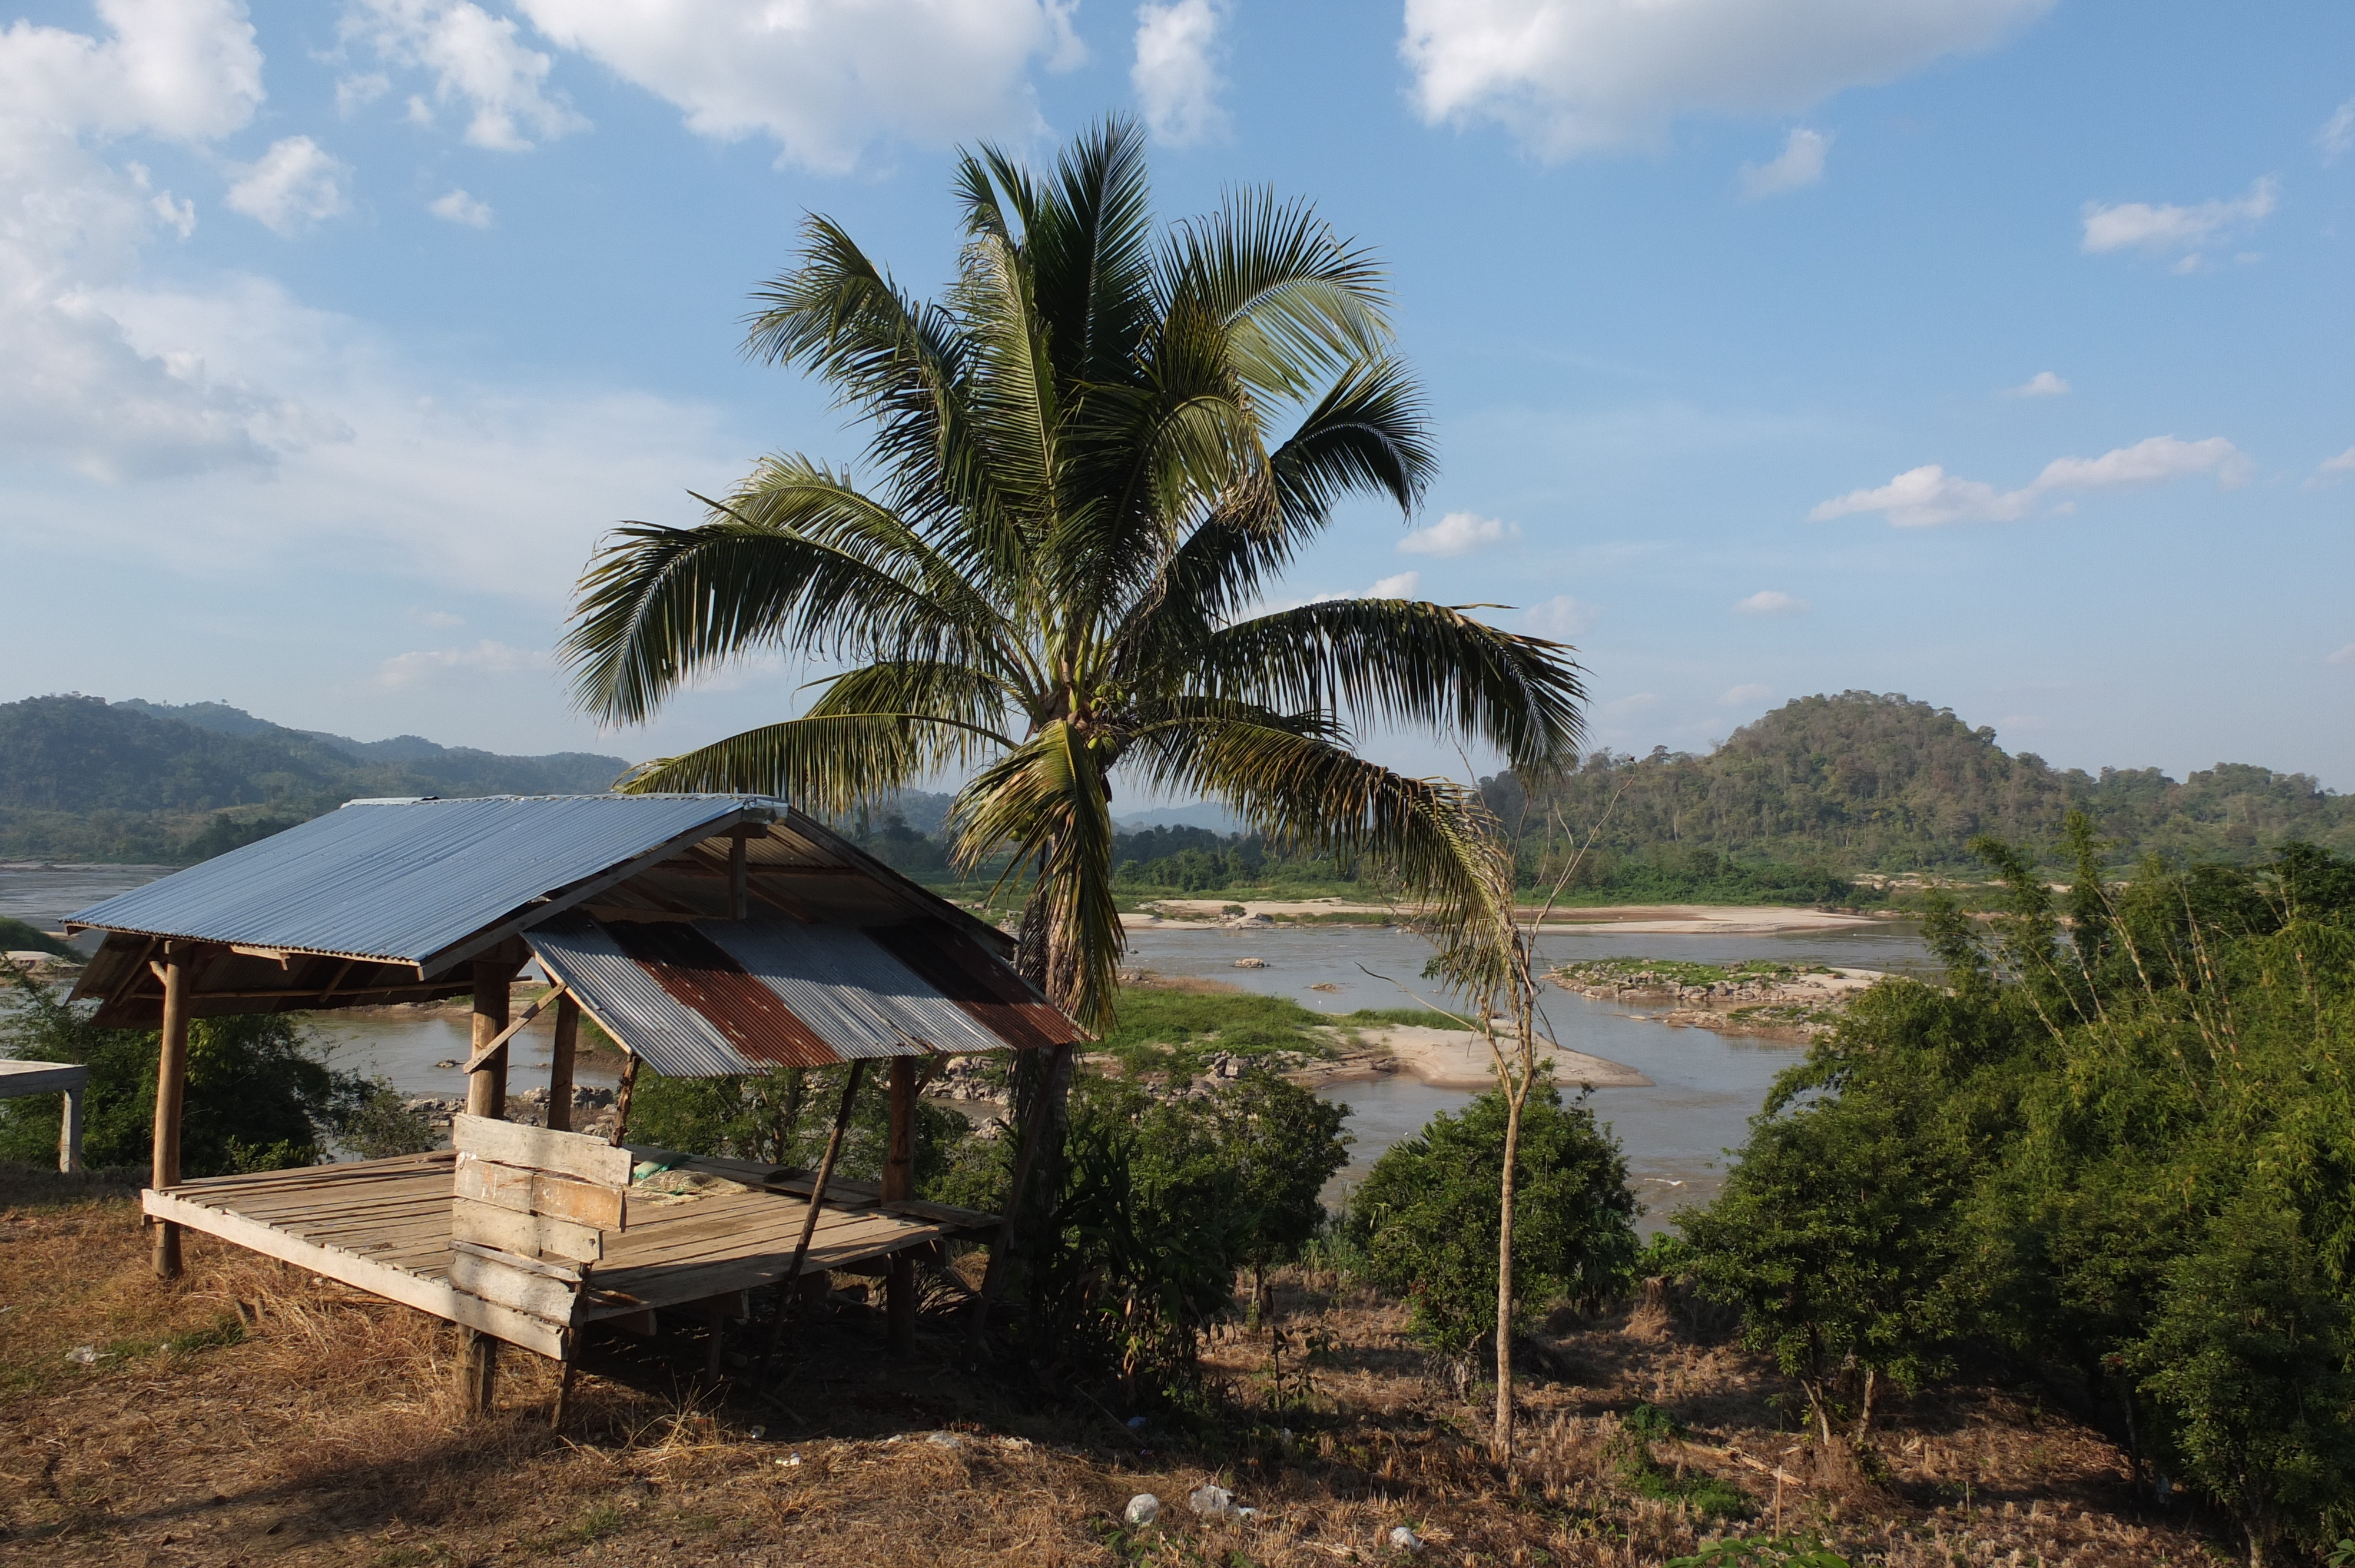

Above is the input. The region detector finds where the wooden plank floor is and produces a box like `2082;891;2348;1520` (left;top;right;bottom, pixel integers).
147;1148;981;1348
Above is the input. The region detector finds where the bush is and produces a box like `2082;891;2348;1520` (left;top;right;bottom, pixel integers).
0;966;374;1174
626;1060;974;1191
1343;1082;1639;1355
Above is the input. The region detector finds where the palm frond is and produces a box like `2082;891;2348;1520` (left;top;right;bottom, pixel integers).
560;492;979;726
1197;599;1586;773
951;722;1122;1032
1129;713;1514;944
1159;188;1393;401
616;712;990;816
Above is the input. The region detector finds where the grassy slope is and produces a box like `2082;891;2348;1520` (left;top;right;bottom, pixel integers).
0;1165;2227;1567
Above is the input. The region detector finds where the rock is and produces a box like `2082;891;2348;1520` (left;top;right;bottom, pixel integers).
1387;1526;1424;1553
432;1059;459;1070
1124;1494;1161;1526
1309;982;1341;992
1188;1483;1237;1519
1232;957;1268;969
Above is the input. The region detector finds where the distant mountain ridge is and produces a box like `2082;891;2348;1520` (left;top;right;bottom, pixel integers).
1488;691;2354;872
0;695;631;863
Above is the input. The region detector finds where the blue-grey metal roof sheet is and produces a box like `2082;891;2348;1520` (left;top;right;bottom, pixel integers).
64;795;766;968
527;915;1011;1076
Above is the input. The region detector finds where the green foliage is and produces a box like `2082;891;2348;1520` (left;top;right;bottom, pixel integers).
0;967;377;1173
1024;1068;1349;1398
1485;690;2354;874
0;919;71;956
334;1079;443;1160
625;1062;971;1192
0;693;628;863
1344;1083;1639;1354
1679;837;2355;1563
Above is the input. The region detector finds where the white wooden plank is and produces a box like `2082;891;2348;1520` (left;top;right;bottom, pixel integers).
450;1238;583;1284
453;1155;627;1230
453;1115;633;1187
142;1187;563;1357
0;1062;88;1097
447;1250;580;1324
450;1198;602;1264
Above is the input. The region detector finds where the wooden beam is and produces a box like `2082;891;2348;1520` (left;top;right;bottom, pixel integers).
546;994;578;1134
454;1155;627;1231
141;1186;564;1357
460;984;568;1075
449;1250;581;1324
151;947;192;1279
450;1198;602;1264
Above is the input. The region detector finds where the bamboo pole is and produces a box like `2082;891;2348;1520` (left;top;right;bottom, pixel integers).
151;946;191;1280
884;1057;917;1356
546;994;579;1134
761;1060;867;1376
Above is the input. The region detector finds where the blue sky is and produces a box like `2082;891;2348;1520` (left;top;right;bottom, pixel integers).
2;0;2350;792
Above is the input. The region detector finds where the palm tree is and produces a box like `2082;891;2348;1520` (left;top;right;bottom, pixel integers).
561;118;1584;1036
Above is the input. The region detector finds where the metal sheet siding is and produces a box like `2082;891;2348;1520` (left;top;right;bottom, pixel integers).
63;796;759;966
707;923;1006;1058
528;918;762;1078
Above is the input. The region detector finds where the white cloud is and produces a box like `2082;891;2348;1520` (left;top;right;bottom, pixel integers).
1719;682;1772;706
2329;643;2355;667
2081;178;2277;261
2316;446;2355;480
2319;100;2354;164
225;137;353;235
1739;128;1829;200
1521;594;1597;638
377;639;554;688
1399;0;2048;160
429;187;493;226
1398;510;1520;557
409;606;467;627
1733;589;1809;616
346;0;587;151
0;0;295;480
337;71;390;114
513;0;1083;173
2006;370;2069;397
1133;0;1228;147
1812;435;2251;528
1364;571;1423;599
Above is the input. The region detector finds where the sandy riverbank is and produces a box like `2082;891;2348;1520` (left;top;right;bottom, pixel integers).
1288;1024;1651;1092
1125;898;1888;935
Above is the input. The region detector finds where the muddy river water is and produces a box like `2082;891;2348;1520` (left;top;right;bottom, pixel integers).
6;866;1931;1228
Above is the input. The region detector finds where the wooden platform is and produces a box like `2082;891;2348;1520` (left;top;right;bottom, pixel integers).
142;1148;993;1359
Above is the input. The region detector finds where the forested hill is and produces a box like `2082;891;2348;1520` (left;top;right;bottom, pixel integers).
0;695;628;863
1485;691;2353;872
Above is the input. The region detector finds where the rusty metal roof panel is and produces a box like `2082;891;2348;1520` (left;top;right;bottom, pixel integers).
706;922;1008;1058
523;913;1054;1077
62;795;770;970
528;916;765;1077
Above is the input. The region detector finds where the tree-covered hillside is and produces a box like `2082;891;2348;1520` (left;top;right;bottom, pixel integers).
0;696;629;863
1486;692;2353;874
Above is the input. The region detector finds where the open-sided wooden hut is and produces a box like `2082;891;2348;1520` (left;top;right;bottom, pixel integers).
62;793;1081;1408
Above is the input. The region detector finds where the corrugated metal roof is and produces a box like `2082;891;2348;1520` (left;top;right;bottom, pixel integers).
64;795;768;970
526;913;1043;1076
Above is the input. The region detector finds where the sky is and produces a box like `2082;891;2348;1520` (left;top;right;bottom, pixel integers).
1;0;2350;794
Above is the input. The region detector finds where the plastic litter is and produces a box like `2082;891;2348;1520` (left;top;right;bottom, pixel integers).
1126;1415;1148;1429
1124;1494;1160;1526
1388;1526;1424;1553
923;1430;963;1448
68;1346;97;1365
1188;1484;1238;1519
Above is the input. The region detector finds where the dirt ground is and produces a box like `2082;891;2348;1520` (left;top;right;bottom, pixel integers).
1;1169;2230;1566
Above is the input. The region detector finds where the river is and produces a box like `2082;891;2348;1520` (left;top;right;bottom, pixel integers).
5;865;1932;1227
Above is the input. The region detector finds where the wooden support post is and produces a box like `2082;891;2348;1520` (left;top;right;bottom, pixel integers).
59;1082;84;1174
547;994;579;1134
761;1060;866;1376
608;1052;640;1147
465;958;516;1122
550;1348;578;1430
151;946;192;1279
458;1326;498;1414
884;1057;917;1356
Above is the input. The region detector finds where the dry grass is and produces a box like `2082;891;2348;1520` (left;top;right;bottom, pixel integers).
0;1167;2233;1566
